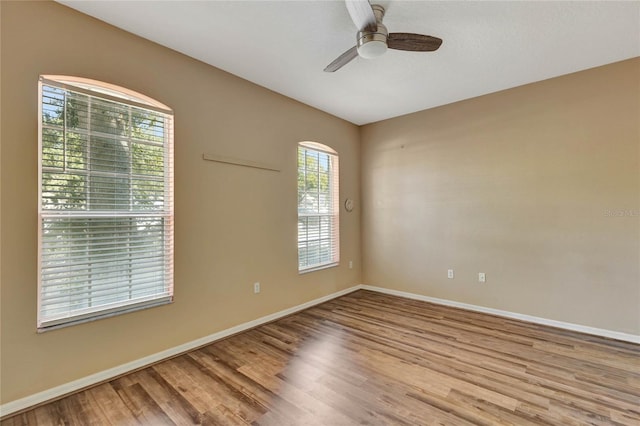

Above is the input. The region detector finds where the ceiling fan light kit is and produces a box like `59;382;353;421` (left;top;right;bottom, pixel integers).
357;29;388;59
325;0;443;72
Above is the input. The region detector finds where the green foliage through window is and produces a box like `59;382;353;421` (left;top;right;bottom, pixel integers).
297;144;339;271
38;77;174;330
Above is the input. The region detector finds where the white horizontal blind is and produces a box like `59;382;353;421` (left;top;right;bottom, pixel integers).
297;143;339;272
38;77;174;330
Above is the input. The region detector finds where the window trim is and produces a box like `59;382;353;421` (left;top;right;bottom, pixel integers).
37;75;174;331
297;141;340;273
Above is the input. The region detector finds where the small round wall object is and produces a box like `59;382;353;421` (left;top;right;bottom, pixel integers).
344;198;354;212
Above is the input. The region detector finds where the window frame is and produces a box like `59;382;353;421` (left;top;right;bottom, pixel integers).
297;141;340;273
37;75;174;331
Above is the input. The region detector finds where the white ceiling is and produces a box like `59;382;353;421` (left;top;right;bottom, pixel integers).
59;1;640;125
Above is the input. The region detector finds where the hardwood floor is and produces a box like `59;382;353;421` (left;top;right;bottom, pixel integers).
3;290;640;425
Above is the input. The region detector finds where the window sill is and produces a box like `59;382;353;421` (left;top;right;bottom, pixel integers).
298;262;339;275
37;297;173;333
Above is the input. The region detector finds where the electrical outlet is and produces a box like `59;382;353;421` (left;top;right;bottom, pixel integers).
478;273;486;283
447;269;454;279
349;260;353;269
254;282;261;294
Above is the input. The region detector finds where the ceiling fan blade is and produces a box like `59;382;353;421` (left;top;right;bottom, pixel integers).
345;0;377;31
388;33;443;52
324;46;359;72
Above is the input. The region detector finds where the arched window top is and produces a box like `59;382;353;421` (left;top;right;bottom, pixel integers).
40;75;172;114
299;141;338;155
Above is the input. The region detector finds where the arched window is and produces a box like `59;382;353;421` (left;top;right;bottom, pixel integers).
38;76;174;330
297;142;339;272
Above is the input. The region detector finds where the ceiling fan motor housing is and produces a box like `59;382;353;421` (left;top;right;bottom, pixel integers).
356;4;388;59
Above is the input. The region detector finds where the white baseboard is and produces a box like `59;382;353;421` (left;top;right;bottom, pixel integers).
4;283;638;417
360;285;640;344
0;285;361;418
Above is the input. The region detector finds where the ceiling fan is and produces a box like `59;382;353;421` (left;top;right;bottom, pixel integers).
324;0;443;72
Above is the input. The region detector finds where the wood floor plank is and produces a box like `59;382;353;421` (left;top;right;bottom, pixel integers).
83;383;140;425
3;290;639;425
110;381;175;425
191;348;304;425
130;368;203;424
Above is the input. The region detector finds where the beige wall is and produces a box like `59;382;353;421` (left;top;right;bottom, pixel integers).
362;58;640;335
0;1;361;403
2;0;639;410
